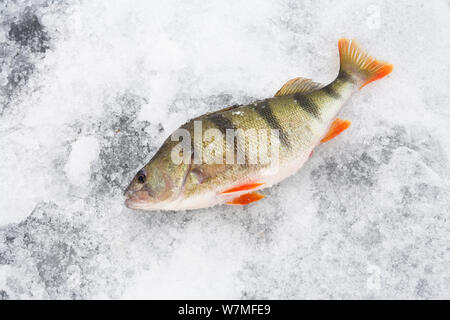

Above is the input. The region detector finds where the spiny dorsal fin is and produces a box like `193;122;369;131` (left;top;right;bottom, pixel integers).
275;77;323;97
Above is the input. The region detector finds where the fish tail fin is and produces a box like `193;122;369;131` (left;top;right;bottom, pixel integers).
338;38;393;89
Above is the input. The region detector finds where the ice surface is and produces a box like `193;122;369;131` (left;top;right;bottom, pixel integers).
0;0;449;299
64;136;100;188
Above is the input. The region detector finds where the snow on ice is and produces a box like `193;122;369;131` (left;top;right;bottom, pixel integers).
0;0;449;299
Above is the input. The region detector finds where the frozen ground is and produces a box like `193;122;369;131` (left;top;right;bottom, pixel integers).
0;0;449;299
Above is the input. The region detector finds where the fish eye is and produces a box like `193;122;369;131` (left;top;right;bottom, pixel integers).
137;171;146;183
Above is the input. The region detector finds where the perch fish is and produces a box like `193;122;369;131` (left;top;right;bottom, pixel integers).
124;39;393;210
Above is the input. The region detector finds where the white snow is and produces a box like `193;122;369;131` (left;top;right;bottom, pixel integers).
64;136;99;188
0;0;449;299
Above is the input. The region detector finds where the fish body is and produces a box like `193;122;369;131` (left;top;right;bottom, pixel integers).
125;39;393;211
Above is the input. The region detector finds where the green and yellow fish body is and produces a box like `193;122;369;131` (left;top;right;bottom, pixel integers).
125;39;393;211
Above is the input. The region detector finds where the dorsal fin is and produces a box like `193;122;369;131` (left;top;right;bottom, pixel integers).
275;77;323;97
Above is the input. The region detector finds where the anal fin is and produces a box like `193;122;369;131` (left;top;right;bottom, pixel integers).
320;118;351;143
226;192;265;205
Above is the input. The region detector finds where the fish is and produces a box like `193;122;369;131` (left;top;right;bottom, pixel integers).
124;38;393;211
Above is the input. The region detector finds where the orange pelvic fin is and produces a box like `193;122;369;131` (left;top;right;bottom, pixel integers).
222;182;264;194
226;192;265;205
320;118;351;143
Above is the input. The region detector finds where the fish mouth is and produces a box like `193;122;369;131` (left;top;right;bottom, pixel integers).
124;196;173;211
125;197;147;210
125;197;138;209
124;190;154;209
124;190;175;211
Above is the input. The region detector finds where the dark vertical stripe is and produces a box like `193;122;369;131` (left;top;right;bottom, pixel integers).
208;113;240;164
208;113;235;135
336;71;356;84
294;93;320;118
255;100;291;148
180;122;196;165
322;84;341;99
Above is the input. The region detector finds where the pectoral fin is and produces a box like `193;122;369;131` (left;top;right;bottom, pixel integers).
226;192;265;205
320;118;351;143
221;182;264;194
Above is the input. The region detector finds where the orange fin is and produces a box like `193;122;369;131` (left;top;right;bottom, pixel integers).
320;118;351;143
338;38;393;89
222;182;264;194
226;192;265;205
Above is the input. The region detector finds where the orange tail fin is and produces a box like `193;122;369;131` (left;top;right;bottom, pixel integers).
338;38;393;89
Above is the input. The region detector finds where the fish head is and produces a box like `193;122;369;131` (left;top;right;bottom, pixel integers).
124;143;191;210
